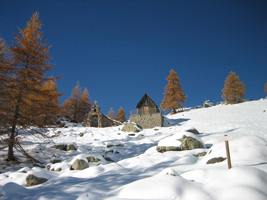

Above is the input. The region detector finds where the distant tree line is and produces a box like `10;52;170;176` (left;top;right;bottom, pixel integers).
160;69;267;114
61;82;127;123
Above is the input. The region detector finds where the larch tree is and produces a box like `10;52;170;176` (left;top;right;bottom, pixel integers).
77;88;92;122
161;69;187;114
63;82;82;122
6;12;60;161
222;71;246;104
107;108;116;120
38;78;61;125
0;38;11;130
116;107;127;123
264;83;267;96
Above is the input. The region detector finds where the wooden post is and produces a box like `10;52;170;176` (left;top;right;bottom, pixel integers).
220;135;232;169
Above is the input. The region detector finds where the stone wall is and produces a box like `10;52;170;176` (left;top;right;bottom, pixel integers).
130;112;163;129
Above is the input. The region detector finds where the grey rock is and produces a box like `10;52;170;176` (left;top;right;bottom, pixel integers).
87;156;101;162
185;127;200;134
51;144;66;151
157;135;204;153
50;159;61;164
122;123;141;132
71;159;89;170
66;144;77;151
26;174;48;186
207;157;226;164
194;152;207;157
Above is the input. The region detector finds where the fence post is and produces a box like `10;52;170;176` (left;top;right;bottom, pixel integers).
220;135;232;169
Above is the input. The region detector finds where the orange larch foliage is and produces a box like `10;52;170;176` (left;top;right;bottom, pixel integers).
77;87;92;122
222;71;246;104
161;69;187;113
107;108;116;120
61;83;92;123
264;83;267;96
0;38;12;130
116;107;127;123
6;12;60;161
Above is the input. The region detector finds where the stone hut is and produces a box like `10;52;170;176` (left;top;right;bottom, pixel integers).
130;94;163;129
83;101;121;128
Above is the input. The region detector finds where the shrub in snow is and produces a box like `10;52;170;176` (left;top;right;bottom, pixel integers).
26;174;48;186
157;132;204;153
71;159;89;170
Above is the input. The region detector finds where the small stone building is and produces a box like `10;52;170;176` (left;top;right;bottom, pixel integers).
83;102;121;128
130;94;163;129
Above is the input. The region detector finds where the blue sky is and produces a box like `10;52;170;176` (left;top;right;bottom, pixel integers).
1;0;267;117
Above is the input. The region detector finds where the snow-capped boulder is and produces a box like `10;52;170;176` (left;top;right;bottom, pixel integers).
71;159;89;170
66;144;77;151
51;143;77;151
117;168;211;200
122;122;142;132
26;174;48;186
156;132;204;153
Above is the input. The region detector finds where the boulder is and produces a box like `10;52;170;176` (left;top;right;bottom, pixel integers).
51;144;66;151
71;159;89;170
45;165;51;171
79;133;84;137
122;123;141;132
184;127;200;134
50;159;61;164
156;133;204;153
178;135;204;150
66;144;77;151
51;144;77;151
207;157;226;164
26;174;48;186
194;152;207;157
87;156;101;163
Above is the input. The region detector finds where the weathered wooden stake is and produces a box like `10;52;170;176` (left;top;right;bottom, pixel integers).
224;137;232;169
220;135;232;169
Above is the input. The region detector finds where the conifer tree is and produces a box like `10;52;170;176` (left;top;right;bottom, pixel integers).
107;108;116;119
264;83;267;96
6;12;60;161
116;107;127;123
64;82;82;122
222;71;245;104
161;69;187;114
0;38;11;129
77;88;92;122
38;78;61;124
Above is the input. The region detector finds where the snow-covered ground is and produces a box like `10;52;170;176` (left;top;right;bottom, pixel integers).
0;99;267;200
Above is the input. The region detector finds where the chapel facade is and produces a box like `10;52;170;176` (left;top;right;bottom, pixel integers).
130;94;163;129
83;101;121;128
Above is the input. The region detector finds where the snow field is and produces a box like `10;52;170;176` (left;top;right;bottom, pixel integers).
0;99;266;199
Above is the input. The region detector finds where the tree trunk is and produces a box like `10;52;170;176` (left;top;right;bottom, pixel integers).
7;98;21;161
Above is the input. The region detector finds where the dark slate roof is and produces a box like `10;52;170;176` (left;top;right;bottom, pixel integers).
136;93;159;109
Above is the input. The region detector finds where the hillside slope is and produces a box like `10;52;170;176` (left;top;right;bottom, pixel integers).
0;99;267;200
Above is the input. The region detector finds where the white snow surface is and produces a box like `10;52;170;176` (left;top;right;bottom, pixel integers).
0;99;267;200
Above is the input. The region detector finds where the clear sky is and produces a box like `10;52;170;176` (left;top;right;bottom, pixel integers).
1;0;267;117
